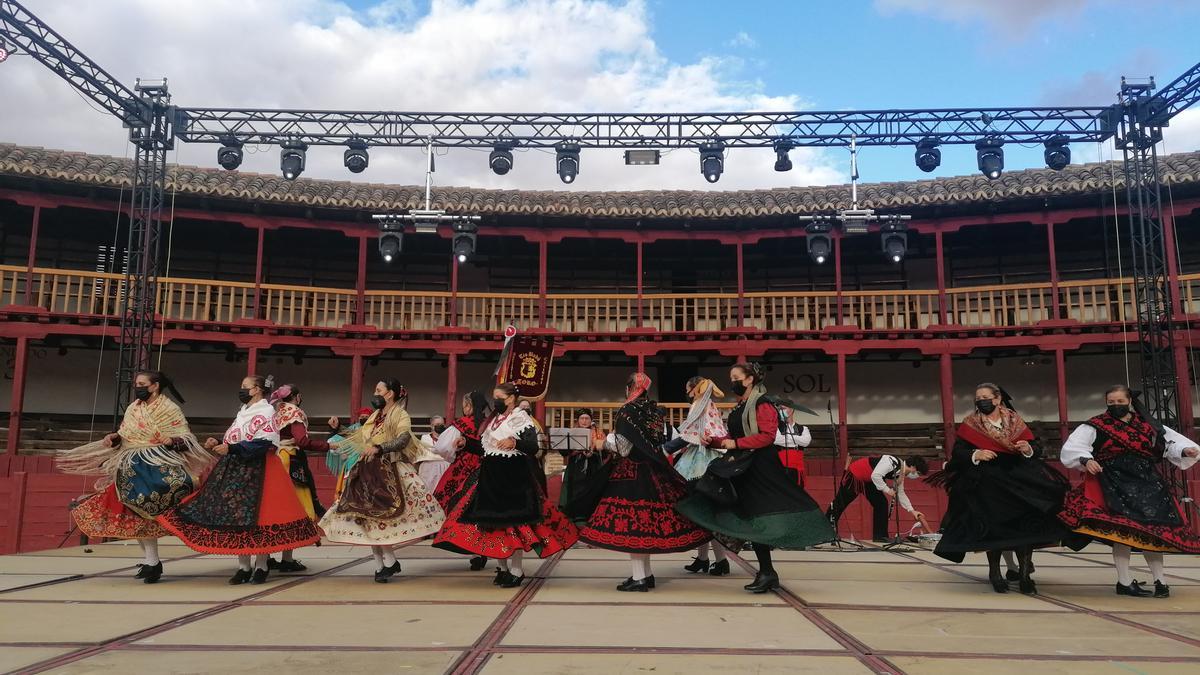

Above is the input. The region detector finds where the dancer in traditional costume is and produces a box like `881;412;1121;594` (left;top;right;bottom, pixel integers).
326;408;372;501
160;375;320;584
433;383;578;588
318;379;446;583
578;373;711;592
1059;385;1200;597
775;406;812;486
930;383;1073;595
670;376;732;577
432;390;492;571
59;371;210;583
267;384;327;573
677;363;835;594
827;455;930;542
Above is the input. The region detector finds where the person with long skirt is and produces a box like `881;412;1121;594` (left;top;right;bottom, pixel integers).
59;371;211;583
676;362;835;594
432;390;492;571
670;376;732;577
159;375;320;584
929;382;1073;595
578;373;711;592
267;384;327;573
1058;384;1200;597
433;383;578;588
318;378;446;583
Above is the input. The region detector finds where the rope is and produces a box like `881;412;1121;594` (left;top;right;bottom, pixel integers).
1159;136;1200;402
156;148;180;369
1105;139;1131;385
88;145;129;439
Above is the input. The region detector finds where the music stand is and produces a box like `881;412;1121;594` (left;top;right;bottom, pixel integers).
879;493;915;552
818;399;864;551
549;427;594;455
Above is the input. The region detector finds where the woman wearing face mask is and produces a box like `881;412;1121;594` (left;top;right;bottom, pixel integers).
930;383;1073;595
669;376;732;576
577;373;711;592
266;384;327;573
1058;385;1200;598
160;375;320;585
60;371;210;584
433;384;578;588
318;379;446;583
432;390;492;571
676;363;835;594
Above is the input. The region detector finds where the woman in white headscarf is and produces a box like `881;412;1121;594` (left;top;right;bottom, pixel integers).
670;376;732;577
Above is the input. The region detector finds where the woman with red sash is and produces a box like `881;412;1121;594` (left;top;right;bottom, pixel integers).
432;390;492;571
930;383;1073;595
1059;385;1200;598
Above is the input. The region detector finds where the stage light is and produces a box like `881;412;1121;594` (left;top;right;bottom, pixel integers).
699;141;724;183
914;138;940;173
881;223;907;263
624;149;660;165
378;232;401;262
0;46;9;63
344;138;369;173
453;222;477;264
1044;135;1070;170
773;140;794;172
555;142;580;184
489;143;514;175
975;138;1004;180
280;140;307;180
805;223;831;264
217;136;243;171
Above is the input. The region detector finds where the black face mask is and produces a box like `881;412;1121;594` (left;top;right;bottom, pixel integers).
133;386;152;402
238;388;253;404
370;395;387;410
1107;404;1130;419
730;381;748;397
493;398;509;412
975;399;996;415
432;424;446;434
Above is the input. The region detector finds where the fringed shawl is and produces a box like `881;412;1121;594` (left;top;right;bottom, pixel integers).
273;402;308;449
342;405;428;464
224;399;281;446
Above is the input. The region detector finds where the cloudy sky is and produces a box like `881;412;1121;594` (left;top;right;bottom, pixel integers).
1;0;1198;191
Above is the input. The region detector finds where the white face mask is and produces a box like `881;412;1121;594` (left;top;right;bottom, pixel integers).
906;471;920;480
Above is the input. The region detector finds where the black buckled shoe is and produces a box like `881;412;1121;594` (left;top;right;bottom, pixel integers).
266;557;281;570
709;559;731;577
374;561;401;583
744;571;779;594
228;568;252;585
493;568;514;586
683;557;711;573
1115;581;1152;597
1005;569;1021;582
617;577;650;592
134;562;157;579
139;562;163;584
277;559;307;573
1019;577;1037;596
499;574;525;589
469;555;488;571
250;568;270;585
988;569;1009;594
1154;581;1170;598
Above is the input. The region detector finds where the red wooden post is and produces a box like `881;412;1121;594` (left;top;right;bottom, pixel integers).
1175;344;1195;439
834;236;844;325
22;205;41;306
5;337;29;454
934;230;948;325
836;353;849;467
445;352;458;421
1055;348;1069;448
449;253;459;328
637;353;646;374
246;347;259;377
538;240;548;328
635;241;644;328
939;352;955;457
1046;220;1060;319
350;354;364;417
355;235;368;325
7;472;29;553
252;226;266;319
1163;208;1183;317
735;242;745;326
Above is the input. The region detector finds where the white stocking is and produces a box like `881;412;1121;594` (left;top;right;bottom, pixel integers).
381;547;398;568
1144;552;1166;583
695;542;711;561
711;541;729;563
253;554;269;571
1112;543;1133;586
509;549;525;578
281;549;295;562
237;554;252;571
631;553;650;581
138;538;160;565
371;546;385;571
1002;550;1017;572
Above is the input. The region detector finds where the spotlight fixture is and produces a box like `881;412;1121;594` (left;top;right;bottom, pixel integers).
914;138;941;173
975;137;1004;180
217;136;243;171
0;46;9;63
880;222;908;264
699;141;724;183
804;223;832;264
773;139;794;172
344;138;369;174
489;142;514;175
378;231;401;263
1043;135;1070;170
624;149;661;165
453;222;478;264
280;140;307;180
555;142;580;184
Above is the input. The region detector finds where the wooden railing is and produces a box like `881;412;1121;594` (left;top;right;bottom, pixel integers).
546;402;735;431
3;265;1197;334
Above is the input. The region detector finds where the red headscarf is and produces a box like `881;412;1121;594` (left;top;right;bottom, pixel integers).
625;372;652;403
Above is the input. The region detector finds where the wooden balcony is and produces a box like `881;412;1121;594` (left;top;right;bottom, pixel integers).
3;264;1197;335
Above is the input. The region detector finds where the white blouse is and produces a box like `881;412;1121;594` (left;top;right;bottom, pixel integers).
1060;423;1199;471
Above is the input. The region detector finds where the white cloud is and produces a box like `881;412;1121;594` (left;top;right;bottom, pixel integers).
874;0;1093;35
0;0;842;192
727;31;756;49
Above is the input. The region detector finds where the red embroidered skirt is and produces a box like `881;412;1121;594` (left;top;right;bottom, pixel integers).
1059;472;1200;553
578;456;711;553
72;484;169;540
433;480;578;559
434;452;481;512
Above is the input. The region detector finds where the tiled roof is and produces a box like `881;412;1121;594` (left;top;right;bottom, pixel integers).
1;142;1198;219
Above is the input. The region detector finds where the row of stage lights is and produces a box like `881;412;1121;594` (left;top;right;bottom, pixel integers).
377;222;478;265
215;135;1074;184
802;222;909;266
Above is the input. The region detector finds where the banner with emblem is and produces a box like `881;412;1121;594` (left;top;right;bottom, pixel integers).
496;330;556;400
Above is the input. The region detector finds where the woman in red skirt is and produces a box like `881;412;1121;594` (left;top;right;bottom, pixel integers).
432;390;492;571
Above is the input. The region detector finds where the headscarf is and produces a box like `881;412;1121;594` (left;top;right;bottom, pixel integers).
268;384;296;406
679;378;727;445
625;372;652;403
737;363;768;437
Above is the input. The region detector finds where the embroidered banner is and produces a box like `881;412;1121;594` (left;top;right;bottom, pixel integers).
497;334;556;400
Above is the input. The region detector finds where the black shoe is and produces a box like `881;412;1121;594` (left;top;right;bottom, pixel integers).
1019;577;1037;596
617;577;650;592
988;570;1009;594
684;558;710;573
374;561;401;584
1154;581;1170;598
250;568;269;585
228;569;252;585
469;555;488;571
1115;581;1152;597
1005;569;1020;582
709;559;731;577
744;571;779;594
137;562;163;584
277;559;307;573
499;574;524;589
266;557;281;570
493;568;513;586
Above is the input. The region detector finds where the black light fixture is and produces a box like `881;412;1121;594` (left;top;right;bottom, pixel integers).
975;137;1004;180
344;138;369;173
914;138;941;173
555;142;580;183
624;149;660;165
453;222;477;264
805;223;832;264
378;232;401;263
217;136;243;170
280;140;307;180
773;139;793;172
489;143;514;175
881;223;908;264
699;141;724;183
1043;135;1070;170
